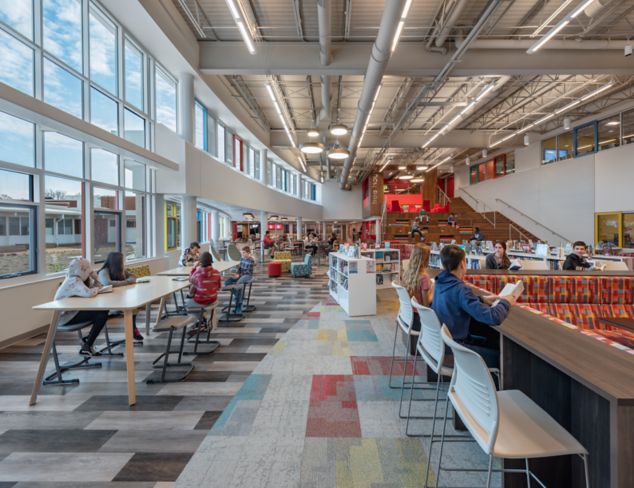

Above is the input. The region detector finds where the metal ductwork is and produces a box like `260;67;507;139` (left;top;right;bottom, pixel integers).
435;0;469;48
340;0;408;188
317;0;332;129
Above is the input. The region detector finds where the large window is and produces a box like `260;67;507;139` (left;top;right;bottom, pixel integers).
0;169;32;201
558;132;573;160
622;109;634;146
90;88;118;135
42;0;82;72
598;115;620;151
0;29;34;95
44;176;83;273
124;38;144;110
217;123;226;161
207;115;217;157
44;132;83;178
44;59;83;118
225;129;233;164
253;150;260;180
91;148;119;186
165;200;180;250
0;112;34;167
93;210;120;263
89;5;118;95
155;65;177;132
195;101;206;150
575;122;596;157
233;135;242;170
0;1;33;38
125;191;145;259
0;204;36;277
124;108;145;147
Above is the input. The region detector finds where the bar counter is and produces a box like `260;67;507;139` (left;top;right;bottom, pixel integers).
498;304;634;488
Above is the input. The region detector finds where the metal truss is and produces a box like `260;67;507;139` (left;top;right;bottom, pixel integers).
177;0;217;40
226;76;270;130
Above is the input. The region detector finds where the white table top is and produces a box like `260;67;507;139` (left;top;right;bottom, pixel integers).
33;275;190;311
157;260;238;276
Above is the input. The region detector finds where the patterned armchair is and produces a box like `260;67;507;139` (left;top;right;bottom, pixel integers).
273;251;292;272
291;254;313;278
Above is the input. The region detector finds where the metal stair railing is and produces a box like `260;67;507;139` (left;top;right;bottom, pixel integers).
496;198;570;243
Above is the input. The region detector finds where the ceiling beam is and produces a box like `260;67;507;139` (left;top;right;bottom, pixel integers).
199;41;634;76
270;129;508;149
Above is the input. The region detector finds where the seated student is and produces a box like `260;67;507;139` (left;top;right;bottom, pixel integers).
304;233;319;256
563;241;592;270
188;252;221;308
179;241;201;266
98;252;144;342
472;227;485;241
224;246;255;314
485;241;511;270
403;244;434;307
55;258;110;357
432;245;515;368
447;213;456;227
411;220;423;239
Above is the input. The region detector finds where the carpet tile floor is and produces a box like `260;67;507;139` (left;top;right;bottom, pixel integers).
0;263;499;487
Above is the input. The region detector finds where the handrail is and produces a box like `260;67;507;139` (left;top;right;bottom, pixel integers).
495;198;570;243
436;186;452;207
508;223;530;242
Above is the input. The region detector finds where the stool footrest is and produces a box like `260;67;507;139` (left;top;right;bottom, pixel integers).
153;316;196;332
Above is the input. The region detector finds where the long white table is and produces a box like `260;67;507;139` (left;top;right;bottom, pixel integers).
30;275;191;407
157;260;239;276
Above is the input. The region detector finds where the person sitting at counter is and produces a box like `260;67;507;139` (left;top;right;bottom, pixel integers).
485;241;511;270
447;213;456;227
563;241;592;271
472;227;485;241
432;245;516;368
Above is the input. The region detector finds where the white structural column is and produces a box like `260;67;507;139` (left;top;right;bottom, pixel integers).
322;221;327;239
154;194;165;256
296;217;302;240
178;72;195;143
259;149;268;183
224;216;232;240
259;210;267;263
211;210;220;245
181;196;197;247
375;217;382;246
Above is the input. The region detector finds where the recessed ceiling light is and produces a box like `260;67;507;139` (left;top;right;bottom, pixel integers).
411;178;425;183
307;129;320;137
398;175;414;180
398;165;406;170
300;142;324;154
327;147;350;160
416;165;428;171
606;121;620;126
329;124;348;136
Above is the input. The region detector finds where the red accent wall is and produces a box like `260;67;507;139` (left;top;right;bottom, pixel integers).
384;193;423;213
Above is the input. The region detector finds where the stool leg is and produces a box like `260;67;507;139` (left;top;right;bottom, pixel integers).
388;322;400;388
161;328;174;382
525;458;531;487
178;326;187;364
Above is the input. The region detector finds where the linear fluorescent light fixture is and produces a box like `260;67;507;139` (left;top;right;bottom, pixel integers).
358;85;382;147
490;80;612;148
225;0;256;55
391;0;413;52
267;83;296;148
297;156;307;172
527;0;595;54
426;155;453;172
379;159;391;172
531;0;575;37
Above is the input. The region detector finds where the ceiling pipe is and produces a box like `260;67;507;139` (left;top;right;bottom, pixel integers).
470;39;630;50
340;0;409;188
435;0;469;48
317;0;332;128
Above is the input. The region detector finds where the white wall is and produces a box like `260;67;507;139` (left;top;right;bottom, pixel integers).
594;144;634;213
320;181;364;220
457;151;596;245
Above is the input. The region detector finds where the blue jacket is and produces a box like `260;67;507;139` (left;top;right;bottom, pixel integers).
431;270;510;341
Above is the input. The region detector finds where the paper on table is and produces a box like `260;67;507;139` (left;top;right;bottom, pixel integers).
493;280;524;306
98;285;113;294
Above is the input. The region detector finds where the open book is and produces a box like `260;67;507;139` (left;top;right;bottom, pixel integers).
493;280;524;306
508;259;522;271
97;285;113;294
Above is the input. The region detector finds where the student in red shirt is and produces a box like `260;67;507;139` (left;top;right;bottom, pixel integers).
188;252;221;306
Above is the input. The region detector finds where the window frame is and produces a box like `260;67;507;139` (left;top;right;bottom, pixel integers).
0;202;38;278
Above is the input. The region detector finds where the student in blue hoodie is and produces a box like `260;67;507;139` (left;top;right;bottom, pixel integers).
432;245;516;368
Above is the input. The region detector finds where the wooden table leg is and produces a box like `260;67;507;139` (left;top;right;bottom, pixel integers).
153;297;166;328
124;310;137;406
29;311;60;406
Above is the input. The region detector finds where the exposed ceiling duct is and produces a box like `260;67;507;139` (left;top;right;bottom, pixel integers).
340;0;409;188
434;0;469;48
317;0;332;129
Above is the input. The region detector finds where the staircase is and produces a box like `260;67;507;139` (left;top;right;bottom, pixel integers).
383;197;538;243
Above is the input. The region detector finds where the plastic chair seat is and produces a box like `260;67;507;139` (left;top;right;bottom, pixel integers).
57;321;93;333
153;316;196;332
452;388;588;459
